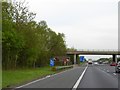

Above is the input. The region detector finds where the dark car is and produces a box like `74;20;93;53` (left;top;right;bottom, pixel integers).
115;61;120;73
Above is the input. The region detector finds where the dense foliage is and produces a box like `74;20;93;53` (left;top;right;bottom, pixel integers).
2;1;67;69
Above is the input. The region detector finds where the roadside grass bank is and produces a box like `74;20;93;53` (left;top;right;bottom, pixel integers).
2;65;73;88
78;62;87;66
0;70;2;90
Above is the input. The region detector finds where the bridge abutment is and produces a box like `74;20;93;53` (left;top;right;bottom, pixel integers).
112;54;117;63
74;54;76;64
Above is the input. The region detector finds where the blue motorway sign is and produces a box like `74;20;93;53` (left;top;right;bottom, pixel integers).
80;56;84;62
50;58;54;67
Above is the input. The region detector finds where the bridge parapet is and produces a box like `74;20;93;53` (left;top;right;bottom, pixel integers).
67;49;120;55
77;49;120;52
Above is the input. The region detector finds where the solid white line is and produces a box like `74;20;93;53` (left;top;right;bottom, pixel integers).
46;75;51;78
15;76;49;89
72;65;88;89
15;66;77;89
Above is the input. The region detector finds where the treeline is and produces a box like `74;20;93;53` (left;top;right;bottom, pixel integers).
2;1;67;69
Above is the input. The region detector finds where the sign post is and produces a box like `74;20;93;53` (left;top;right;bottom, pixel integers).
80;56;84;62
50;58;54;67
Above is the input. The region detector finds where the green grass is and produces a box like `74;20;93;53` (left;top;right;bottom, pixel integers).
2;66;56;88
78;62;87;66
0;69;2;89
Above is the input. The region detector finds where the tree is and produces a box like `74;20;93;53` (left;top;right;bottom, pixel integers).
67;47;77;51
2;2;25;69
2;1;67;69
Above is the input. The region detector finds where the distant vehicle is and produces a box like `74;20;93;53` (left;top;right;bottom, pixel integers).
98;61;103;64
103;61;109;64
110;62;117;66
94;62;99;65
88;59;92;64
115;61;120;73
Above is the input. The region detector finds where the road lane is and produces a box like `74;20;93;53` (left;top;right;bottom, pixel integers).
16;66;86;88
96;64;120;89
73;66;88;89
78;65;118;88
96;64;119;79
15;64;119;89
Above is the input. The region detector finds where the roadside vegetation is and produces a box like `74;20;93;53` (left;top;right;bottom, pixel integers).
117;57;120;62
2;66;56;88
2;1;66;69
2;0;69;88
97;58;112;63
97;57;120;63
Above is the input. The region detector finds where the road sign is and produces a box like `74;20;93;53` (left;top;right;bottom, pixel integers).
50;58;54;67
80;56;84;62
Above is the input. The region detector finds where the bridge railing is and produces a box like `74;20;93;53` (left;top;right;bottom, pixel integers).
76;49;120;52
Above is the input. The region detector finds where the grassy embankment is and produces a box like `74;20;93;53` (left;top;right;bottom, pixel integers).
2;66;56;88
2;65;73;88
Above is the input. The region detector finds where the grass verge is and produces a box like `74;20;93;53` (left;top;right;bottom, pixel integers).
2;66;56;88
2;65;73;88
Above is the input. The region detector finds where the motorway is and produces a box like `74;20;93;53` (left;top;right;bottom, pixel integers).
15;64;120;90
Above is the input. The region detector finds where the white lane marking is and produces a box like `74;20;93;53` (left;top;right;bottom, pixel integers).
107;70;109;72
72;65;88;89
15;76;50;89
46;75;51;78
113;73;116;75
97;67;118;80
15;66;79;89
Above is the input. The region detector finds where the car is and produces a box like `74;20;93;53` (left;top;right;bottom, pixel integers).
93;62;99;65
103;61;109;64
99;61;103;64
88;60;92;64
110;62;117;66
115;61;120;73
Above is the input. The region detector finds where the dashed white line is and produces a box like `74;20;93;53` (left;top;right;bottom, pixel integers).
72;65;88;90
107;70;109;72
113;73;116;75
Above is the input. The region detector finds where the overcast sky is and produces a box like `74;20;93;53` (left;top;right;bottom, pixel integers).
16;0;119;60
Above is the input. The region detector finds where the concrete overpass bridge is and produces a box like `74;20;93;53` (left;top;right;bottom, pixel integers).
66;49;120;64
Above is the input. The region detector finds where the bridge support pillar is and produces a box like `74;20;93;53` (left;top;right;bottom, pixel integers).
74;54;76;64
113;54;117;63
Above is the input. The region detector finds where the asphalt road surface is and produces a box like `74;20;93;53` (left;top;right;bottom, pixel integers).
78;65;118;88
15;64;120;90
